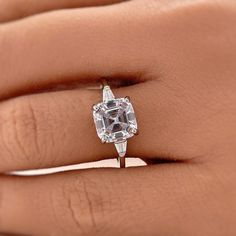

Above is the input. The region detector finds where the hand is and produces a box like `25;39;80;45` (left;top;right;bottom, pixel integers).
0;0;236;235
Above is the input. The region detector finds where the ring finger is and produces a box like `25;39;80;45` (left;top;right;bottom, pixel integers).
0;80;173;172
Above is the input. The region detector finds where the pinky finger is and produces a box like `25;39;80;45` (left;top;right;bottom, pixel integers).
0;163;228;236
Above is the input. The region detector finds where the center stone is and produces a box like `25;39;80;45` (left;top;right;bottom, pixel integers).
93;98;137;143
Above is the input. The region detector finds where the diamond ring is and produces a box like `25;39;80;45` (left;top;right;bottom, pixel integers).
92;82;138;168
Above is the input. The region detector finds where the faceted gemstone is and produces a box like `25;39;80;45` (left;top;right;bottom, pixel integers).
93;98;137;143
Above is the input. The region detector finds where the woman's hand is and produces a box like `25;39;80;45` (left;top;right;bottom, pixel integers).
0;0;236;235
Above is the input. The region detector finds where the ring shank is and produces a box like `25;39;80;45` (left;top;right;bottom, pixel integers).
119;157;126;168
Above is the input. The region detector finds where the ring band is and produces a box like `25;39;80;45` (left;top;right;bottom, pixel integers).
92;82;138;168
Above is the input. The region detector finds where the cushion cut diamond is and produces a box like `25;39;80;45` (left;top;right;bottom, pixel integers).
93;98;137;143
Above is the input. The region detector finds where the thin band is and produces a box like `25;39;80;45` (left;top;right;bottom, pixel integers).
119;156;126;168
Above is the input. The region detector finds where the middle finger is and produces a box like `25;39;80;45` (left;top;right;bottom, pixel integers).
0;1;152;101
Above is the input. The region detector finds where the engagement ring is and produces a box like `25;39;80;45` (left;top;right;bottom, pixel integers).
92;83;138;168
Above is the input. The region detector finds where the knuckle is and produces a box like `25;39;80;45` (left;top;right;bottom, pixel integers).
51;175;113;235
0;98;42;166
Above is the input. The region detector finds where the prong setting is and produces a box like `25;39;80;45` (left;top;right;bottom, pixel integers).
92;104;100;112
101;136;107;144
125;96;131;102
132;128;139;135
127;126;139;135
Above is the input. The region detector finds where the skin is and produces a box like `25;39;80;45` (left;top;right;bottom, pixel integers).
0;0;235;235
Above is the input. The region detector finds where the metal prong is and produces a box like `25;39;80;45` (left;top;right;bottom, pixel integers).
132;128;139;135
125;96;131;102
101;136;107;144
127;127;139;135
92;104;100;112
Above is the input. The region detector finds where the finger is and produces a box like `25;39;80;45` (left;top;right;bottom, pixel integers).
1;0;235;173
0;69;233;172
0;80;161;172
2;0;235;103
0;0;127;23
0;1;151;100
1;162;235;235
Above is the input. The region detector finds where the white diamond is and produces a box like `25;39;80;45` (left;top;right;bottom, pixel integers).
93;98;137;143
115;141;127;158
103;85;115;102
